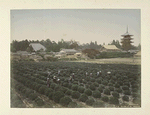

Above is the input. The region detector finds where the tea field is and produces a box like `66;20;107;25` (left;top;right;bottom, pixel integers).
11;61;141;108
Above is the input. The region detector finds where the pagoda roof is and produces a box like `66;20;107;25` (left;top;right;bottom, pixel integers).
121;26;133;36
121;32;133;36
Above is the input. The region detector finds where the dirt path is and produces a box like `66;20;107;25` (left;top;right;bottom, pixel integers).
12;88;33;108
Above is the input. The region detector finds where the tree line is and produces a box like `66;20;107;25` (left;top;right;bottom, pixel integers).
11;39;141;52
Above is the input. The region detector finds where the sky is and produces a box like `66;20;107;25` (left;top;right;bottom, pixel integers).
11;9;141;46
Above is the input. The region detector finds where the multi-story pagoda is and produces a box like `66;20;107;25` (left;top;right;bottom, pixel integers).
121;26;134;51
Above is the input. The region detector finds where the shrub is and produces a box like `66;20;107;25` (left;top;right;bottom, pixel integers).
29;93;38;100
60;87;68;94
78;86;85;93
97;87;103;93
124;82;130;87
38;86;47;94
93;82;99;87
71;85;78;91
133;98;141;105
35;98;44;106
109;97;119;105
115;88;122;93
122;95;129;102
114;83;120;88
48;92;54;100
84;89;92;96
86;97;95;106
79;94;88;102
104;89;110;95
102;96;109;102
90;78;95;82
96;79;101;84
112;76;117;80
132;88;138;93
93;101;105;107
108;83;113;86
35;84;41;91
68;102;77;108
132;93;138;98
71;91;80;99
122;85;129;90
123;90;131;95
44;88;53;96
109;86;114;91
102;80;108;85
53;91;64;103
89;84;96;91
112;92;119;98
65;90;72;95
50;83;56;89
92;90;101;98
25;89;34;98
60;96;72;107
85;84;89;89
62;82;69;87
132;84;138;88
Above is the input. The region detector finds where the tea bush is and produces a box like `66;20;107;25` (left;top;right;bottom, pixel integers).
60;96;72;107
84;89;92;96
79;94;88;102
53;91;64;103
85;97;95;106
92;90;101;98
71;91;80;99
102;96;109;102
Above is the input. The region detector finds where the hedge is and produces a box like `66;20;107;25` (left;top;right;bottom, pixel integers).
102;96;109;102
35;98;44;106
52;91;64;103
78;86;85;93
112;92;119;98
79;94;88;102
123;90;131;95
71;85;78;91
89;84;96;91
93;101;105;107
92;90;101;98
65;90;72;95
60;96;72;107
109;97;119;105
85;97;95;106
71;91;80;99
104;89;110;95
122;95;129;102
68;102;77;108
84;89;92;96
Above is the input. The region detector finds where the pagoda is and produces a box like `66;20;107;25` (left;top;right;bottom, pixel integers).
121;26;134;51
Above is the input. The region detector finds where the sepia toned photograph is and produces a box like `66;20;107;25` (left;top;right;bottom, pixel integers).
10;9;141;108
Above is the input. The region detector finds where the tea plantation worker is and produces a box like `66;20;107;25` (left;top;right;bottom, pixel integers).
58;70;60;75
47;78;50;87
53;76;57;83
57;78;60;84
99;71;102;75
90;73;92;77
72;73;75;79
107;71;111;75
47;71;51;78
97;71;100;77
85;72;88;77
69;76;73;83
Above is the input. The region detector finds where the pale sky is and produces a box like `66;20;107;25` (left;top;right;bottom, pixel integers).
11;9;140;46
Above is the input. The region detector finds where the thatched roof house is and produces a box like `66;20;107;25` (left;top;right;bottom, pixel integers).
29;43;46;52
100;45;121;52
